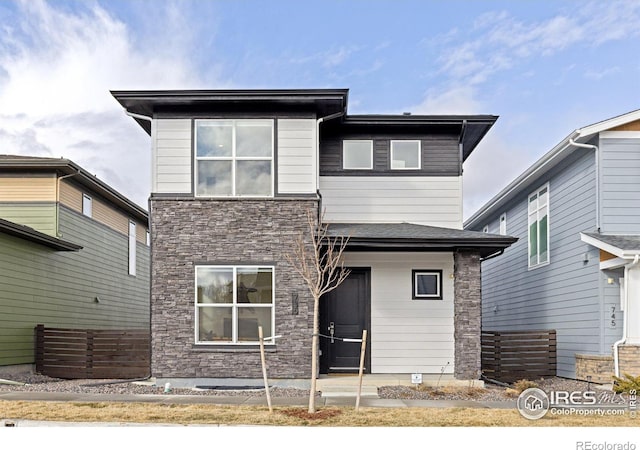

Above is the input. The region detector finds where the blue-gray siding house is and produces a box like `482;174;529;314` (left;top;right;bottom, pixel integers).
465;110;640;382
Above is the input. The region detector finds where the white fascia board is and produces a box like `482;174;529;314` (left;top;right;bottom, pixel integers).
580;233;640;259
577;109;640;137
600;131;640;139
600;257;628;271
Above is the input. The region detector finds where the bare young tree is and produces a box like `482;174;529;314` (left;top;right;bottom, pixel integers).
286;209;350;413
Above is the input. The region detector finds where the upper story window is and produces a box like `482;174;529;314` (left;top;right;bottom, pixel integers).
528;184;549;268
195;120;274;197
128;220;136;276
82;194;92;218
499;213;507;235
390;140;421;170
343;140;373;169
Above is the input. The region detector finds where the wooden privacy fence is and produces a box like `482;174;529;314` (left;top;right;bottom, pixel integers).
35;325;150;379
481;330;556;383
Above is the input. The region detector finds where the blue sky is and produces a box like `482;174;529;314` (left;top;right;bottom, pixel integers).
1;0;639;218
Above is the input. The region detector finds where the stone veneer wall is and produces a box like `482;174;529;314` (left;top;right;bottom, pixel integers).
150;198;317;379
575;354;614;384
619;345;640;376
453;250;482;379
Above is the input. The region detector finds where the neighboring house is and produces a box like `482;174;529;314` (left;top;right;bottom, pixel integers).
0;155;150;372
112;89;515;385
465;110;640;382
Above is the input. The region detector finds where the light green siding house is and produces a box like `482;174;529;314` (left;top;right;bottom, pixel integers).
0;156;150;370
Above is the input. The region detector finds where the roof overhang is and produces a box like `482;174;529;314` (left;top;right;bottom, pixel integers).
340;115;498;161
465;109;640;229
0;218;82;251
581;232;640;259
326;223;517;258
111;89;350;134
0;156;148;223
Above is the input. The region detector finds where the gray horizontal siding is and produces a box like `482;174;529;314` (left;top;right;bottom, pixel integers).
0;206;149;366
320;133;459;176
477;150;600;378
600;137;640;234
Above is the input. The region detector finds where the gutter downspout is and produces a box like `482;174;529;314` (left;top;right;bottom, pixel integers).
479;248;505;262
124;110;153;123
316;109;346;222
56;170;81;237
614;254;640;377
569;138;600;232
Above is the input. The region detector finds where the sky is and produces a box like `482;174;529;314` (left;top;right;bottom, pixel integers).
0;0;639;218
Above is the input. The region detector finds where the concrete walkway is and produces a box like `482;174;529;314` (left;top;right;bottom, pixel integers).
0;390;516;410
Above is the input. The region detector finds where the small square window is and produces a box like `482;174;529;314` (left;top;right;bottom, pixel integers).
412;270;442;300
499;213;507;235
391;140;421;170
343;140;373;169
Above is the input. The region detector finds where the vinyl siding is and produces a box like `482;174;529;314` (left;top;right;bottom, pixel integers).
599;135;640;234
477;150;601;378
277;119;317;194
0;206;150;366
319;176;462;228
0;175;56;202
343;252;455;374
153;119;192;194
0;203;57;236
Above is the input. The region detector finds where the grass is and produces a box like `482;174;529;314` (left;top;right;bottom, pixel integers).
0;400;637;427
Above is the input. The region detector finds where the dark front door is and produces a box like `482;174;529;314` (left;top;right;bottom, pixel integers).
320;268;370;374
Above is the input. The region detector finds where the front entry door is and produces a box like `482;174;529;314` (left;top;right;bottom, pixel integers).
320;268;370;373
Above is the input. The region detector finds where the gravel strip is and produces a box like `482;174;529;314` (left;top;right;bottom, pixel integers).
1;372;611;401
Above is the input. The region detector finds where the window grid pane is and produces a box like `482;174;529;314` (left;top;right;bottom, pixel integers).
343;141;373;169
391;141;421;169
528;185;549;268
195;120;273;197
196;266;274;344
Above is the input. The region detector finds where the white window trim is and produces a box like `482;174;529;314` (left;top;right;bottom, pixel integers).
482;225;489;233
528;183;550;269
82;193;92;218
194;265;275;345
499;213;507;236
342;140;374;170
128;220;136;276
194;119;274;198
412;270;443;300
390;140;421;170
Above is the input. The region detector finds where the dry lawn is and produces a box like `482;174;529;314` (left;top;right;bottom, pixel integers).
0;400;637;427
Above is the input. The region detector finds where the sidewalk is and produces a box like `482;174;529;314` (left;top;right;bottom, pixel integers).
0;390;516;410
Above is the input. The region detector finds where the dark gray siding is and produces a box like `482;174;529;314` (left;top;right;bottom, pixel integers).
0;206;150;366
320;132;460;176
476;150;602;378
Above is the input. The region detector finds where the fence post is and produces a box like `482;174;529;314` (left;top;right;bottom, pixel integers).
86;330;94;379
35;324;44;374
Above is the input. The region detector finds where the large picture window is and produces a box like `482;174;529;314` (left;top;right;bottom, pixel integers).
528;184;549;268
195;120;273;197
195;266;274;344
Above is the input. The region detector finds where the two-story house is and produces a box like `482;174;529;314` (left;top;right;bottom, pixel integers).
112;89;515;386
0;155;150;374
465;110;640;383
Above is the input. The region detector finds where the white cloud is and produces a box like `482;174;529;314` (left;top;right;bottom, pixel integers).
584;66;621;80
0;0;216;209
408;85;483;115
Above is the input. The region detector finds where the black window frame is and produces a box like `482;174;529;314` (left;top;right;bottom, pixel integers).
412;269;443;300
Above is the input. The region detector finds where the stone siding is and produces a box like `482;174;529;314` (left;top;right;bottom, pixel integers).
575;354;614;384
453;250;482;379
150;198;317;379
619;345;640;376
